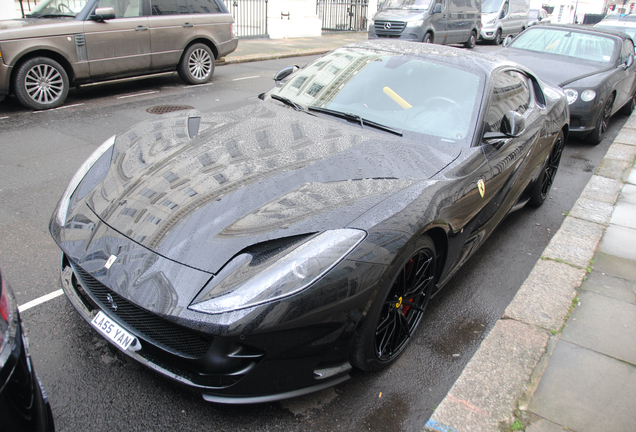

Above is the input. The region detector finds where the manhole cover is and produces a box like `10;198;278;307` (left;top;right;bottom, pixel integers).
146;105;194;114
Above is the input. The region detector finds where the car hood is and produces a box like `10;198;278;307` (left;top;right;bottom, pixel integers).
496;48;612;87
66;103;460;274
373;9;426;20
0;18;83;39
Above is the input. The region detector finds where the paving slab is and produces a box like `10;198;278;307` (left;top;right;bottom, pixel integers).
606;142;636;162
580;270;636;304
598;224;636;261
579;175;623;204
503;259;583;331
568;197;614;225
620;183;636;204
425;320;548;432
621;113;636;130
541;217;605;268
594;158;633;181
528;340;636;432
592;251;636;281
614;126;636;145
561;290;636;364
526;418;569;432
629;168;636;184
610;201;636;229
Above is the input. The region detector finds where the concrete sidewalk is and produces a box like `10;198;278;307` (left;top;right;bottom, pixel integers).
426;122;636;431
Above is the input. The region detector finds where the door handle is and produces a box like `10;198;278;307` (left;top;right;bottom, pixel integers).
135;26;149;31
183;23;194;28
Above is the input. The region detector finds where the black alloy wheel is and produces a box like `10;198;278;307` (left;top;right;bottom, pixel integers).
464;30;477;49
529;130;565;207
351;236;437;371
587;94;615;145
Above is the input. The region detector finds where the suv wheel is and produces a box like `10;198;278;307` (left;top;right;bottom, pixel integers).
178;44;215;85
14;57;69;110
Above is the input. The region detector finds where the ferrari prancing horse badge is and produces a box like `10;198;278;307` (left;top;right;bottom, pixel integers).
478;179;485;198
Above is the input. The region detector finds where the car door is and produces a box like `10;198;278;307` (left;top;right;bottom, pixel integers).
431;0;448;44
83;0;151;78
616;38;636;108
147;0;196;70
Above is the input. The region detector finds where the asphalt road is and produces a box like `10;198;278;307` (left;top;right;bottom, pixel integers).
0;44;626;432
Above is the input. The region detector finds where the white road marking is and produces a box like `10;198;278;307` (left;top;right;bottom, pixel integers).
0;116;8;120
32;103;85;113
233;76;260;81
117;91;159;99
19;289;64;313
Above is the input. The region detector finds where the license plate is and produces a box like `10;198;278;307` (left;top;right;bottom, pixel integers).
91;311;136;351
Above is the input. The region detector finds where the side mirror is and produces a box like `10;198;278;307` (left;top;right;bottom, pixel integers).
500;10;505;18
501;110;525;136
433;3;442;14
90;7;116;21
274;65;299;82
626;53;634;69
502;35;514;47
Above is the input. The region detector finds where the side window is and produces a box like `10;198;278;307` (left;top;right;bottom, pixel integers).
501;0;509;17
186;0;221;13
484;70;531;133
150;0;184;15
621;39;634;63
96;0;142;17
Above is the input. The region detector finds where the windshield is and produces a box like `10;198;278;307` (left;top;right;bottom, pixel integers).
595;23;636;40
482;0;503;14
28;0;90;16
510;28;618;63
267;48;484;144
379;0;432;10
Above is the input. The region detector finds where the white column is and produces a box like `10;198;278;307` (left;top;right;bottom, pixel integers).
267;0;322;38
1;0;21;19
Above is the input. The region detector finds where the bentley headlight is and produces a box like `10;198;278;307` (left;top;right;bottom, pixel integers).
190;229;367;314
564;89;578;105
580;89;596;102
406;19;424;27
53;135;116;227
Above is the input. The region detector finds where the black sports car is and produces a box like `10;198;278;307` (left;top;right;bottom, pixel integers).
49;41;569;403
1;268;55;431
498;24;636;144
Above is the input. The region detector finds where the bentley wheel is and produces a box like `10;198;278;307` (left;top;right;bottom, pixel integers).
351;236;436;371
178;43;215;85
14;56;69;110
587;94;614;145
464;31;477;49
529;130;564;207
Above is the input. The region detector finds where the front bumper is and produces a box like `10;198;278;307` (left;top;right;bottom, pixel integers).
0;61;11;97
480;26;497;41
568;99;604;135
368;22;424;41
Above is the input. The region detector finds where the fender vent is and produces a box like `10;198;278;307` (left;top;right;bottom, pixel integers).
75;34;87;61
147;105;194;114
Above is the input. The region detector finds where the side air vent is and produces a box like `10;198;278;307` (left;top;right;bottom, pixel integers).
75;34;87;61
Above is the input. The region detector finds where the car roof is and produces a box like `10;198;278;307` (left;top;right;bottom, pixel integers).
345;40;518;75
528;23;631;41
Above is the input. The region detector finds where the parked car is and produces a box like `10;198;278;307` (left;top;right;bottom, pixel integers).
368;0;482;48
498;25;636;144
0;268;55;431
481;0;529;44
528;8;549;26
594;18;636;41
50;40;568;403
0;0;238;110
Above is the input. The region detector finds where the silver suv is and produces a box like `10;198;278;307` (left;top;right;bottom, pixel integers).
0;0;237;110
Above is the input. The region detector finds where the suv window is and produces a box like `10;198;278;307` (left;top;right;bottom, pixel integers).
485;70;531;133
150;0;184;15
96;0;142;17
186;0;221;13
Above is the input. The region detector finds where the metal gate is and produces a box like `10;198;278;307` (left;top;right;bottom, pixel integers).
317;0;368;32
223;0;268;38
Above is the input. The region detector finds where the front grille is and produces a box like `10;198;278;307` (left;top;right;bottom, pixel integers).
72;263;211;358
374;20;406;36
570;116;583;129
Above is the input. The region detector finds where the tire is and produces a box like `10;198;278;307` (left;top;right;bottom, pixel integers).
350;235;437;371
13;56;69;110
620;92;636;116
464;30;477;49
178;43;215;85
423;32;432;43
529;130;565;207
493;29;502;45
587;94;615;145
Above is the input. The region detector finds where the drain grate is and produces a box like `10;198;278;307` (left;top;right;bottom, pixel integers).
147;105;194;114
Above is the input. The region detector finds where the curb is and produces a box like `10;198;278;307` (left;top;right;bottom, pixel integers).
217;48;336;65
424;116;636;432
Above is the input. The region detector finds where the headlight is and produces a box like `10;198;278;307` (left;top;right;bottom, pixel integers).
580;89;596;102
190;229;367;314
53;135;116;227
564;89;578;105
486;18;496;24
406;19;424;27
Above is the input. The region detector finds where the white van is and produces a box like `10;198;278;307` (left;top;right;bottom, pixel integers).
369;0;482;48
480;0;529;44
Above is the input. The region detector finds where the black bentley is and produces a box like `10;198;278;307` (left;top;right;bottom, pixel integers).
498;24;636;144
50;41;569;403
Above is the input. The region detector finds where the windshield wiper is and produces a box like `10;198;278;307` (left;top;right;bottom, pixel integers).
270;94;304;111
32;13;76;17
308;106;403;136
